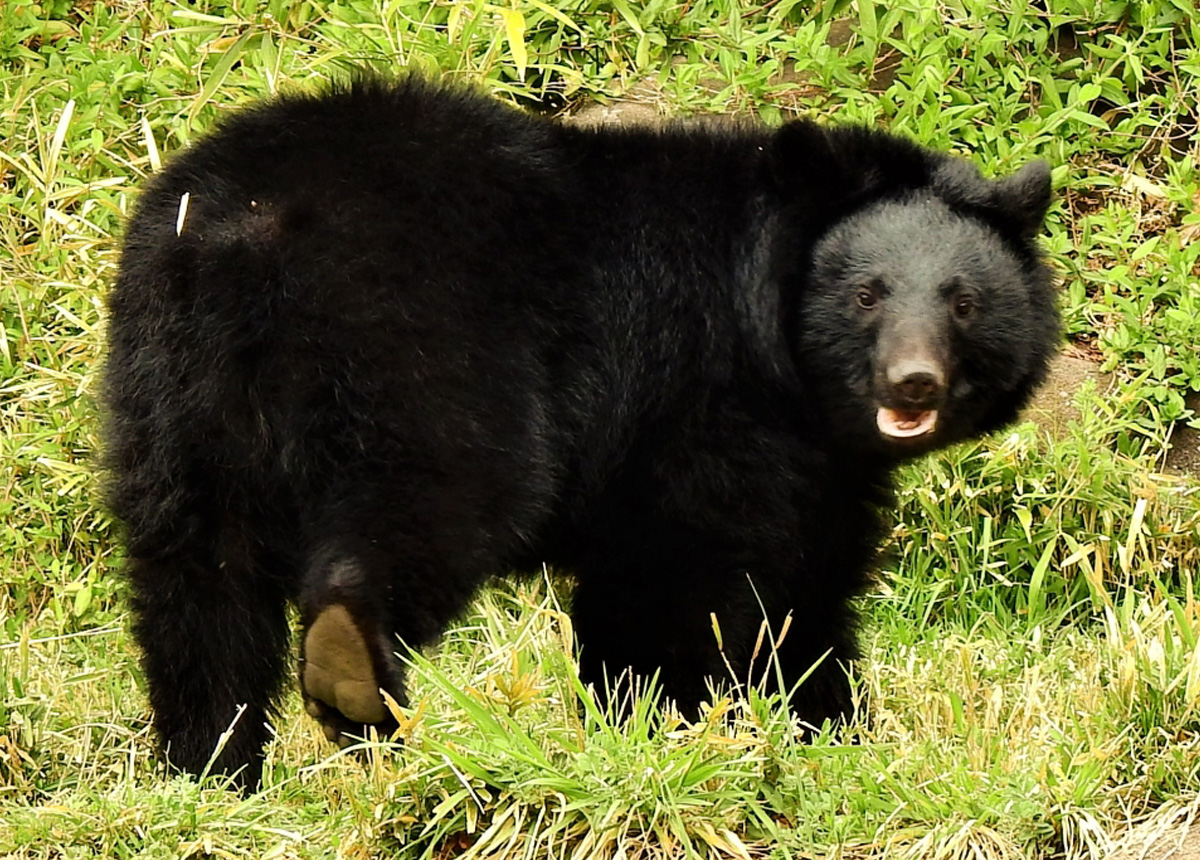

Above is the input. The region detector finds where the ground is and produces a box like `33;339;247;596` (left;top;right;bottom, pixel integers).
1110;802;1200;860
1027;352;1200;478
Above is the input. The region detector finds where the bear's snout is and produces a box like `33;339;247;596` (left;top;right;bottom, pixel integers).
875;356;947;440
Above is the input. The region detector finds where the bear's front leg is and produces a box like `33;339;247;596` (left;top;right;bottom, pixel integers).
566;404;879;729
570;535;861;728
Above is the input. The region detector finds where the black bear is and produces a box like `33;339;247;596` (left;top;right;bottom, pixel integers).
104;77;1058;789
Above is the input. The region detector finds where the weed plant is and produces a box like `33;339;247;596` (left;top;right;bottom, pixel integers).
2;1;1200;857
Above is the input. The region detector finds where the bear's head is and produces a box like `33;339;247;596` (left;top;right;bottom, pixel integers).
768;122;1059;458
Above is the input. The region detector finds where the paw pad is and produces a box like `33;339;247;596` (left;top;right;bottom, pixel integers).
302;604;386;726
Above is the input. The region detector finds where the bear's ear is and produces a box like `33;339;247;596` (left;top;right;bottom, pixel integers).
768;120;850;199
992;160;1052;238
768;120;933;208
930;158;986;204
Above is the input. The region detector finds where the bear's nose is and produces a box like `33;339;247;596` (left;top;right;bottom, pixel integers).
896;371;939;403
888;361;945;408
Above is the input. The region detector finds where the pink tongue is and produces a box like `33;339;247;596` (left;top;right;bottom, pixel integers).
877;407;938;438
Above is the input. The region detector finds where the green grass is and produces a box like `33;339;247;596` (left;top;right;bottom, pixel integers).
3;1;1200;857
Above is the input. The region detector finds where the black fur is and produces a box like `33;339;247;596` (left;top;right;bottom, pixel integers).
103;77;1058;788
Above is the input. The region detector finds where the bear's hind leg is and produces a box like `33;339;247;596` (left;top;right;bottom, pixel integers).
299;556;404;747
298;537;486;748
128;551;291;790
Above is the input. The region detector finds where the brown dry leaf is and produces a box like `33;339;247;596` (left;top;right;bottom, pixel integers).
1122;172;1169;200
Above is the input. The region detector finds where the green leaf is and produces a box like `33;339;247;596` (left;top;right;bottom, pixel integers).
524;0;582;33
187;30;256;125
496;8;527;82
858;0;878;42
67;579;92;616
609;0;645;36
1027;537;1057;621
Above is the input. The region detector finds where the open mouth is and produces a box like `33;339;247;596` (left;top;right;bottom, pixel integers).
876;407;938;439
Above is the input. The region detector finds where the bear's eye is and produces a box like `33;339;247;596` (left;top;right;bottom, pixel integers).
856;288;878;310
953;294;976;319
